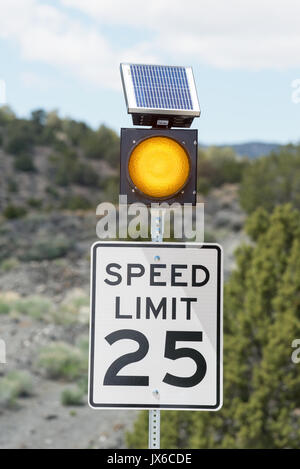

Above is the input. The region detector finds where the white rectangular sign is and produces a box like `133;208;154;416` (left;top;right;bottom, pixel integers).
89;242;223;410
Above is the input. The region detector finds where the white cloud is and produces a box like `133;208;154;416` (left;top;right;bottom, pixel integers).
61;0;300;69
0;0;300;92
0;0;157;90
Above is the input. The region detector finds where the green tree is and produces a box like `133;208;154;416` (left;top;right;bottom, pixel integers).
60;194;92;210
14;154;36;172
197;146;248;194
42;109;62;144
127;204;300;449
83;124;119;166
61;118;90;146
3;204;27;219
31;109;46;130
239;144;300;214
103;175;119;204
30;109;48;143
4;119;35;155
50;149;99;187
0;105;16;126
49;149;78;186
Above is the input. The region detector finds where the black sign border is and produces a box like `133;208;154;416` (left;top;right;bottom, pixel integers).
89;242;222;410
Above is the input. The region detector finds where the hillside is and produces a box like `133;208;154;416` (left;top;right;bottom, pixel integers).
228;141;280;158
0;106;281;218
200;141;280;158
0;108;120;217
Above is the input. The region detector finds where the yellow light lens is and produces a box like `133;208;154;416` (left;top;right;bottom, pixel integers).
128;136;190;198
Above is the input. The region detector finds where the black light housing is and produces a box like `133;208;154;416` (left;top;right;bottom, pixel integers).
120;127;198;206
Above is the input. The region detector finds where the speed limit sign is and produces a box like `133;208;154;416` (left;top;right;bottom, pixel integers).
89;242;223;410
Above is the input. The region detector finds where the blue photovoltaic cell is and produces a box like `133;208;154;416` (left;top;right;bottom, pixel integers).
130;64;193;110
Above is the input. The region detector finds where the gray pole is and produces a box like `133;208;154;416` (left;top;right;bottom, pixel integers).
148;208;165;449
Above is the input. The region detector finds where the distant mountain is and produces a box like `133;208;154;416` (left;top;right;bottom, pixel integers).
227;142;281;158
201;142;281;159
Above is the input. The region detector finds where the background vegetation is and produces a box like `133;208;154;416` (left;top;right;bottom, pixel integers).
0;106;119;215
127;204;300;448
1;105;299;217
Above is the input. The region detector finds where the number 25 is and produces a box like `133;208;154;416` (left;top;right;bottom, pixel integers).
103;329;207;388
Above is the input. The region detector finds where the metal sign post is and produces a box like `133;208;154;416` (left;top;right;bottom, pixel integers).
148;208;165;449
149;407;161;449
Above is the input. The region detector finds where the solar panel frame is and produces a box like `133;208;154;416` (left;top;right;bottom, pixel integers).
120;63;200;118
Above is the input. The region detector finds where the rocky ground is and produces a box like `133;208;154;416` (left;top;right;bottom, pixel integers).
0;302;138;449
0;184;247;449
0;365;138;449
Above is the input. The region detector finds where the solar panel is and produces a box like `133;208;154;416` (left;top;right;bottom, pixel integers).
120;63;200;128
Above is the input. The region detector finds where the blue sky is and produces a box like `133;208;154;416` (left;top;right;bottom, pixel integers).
0;0;299;144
